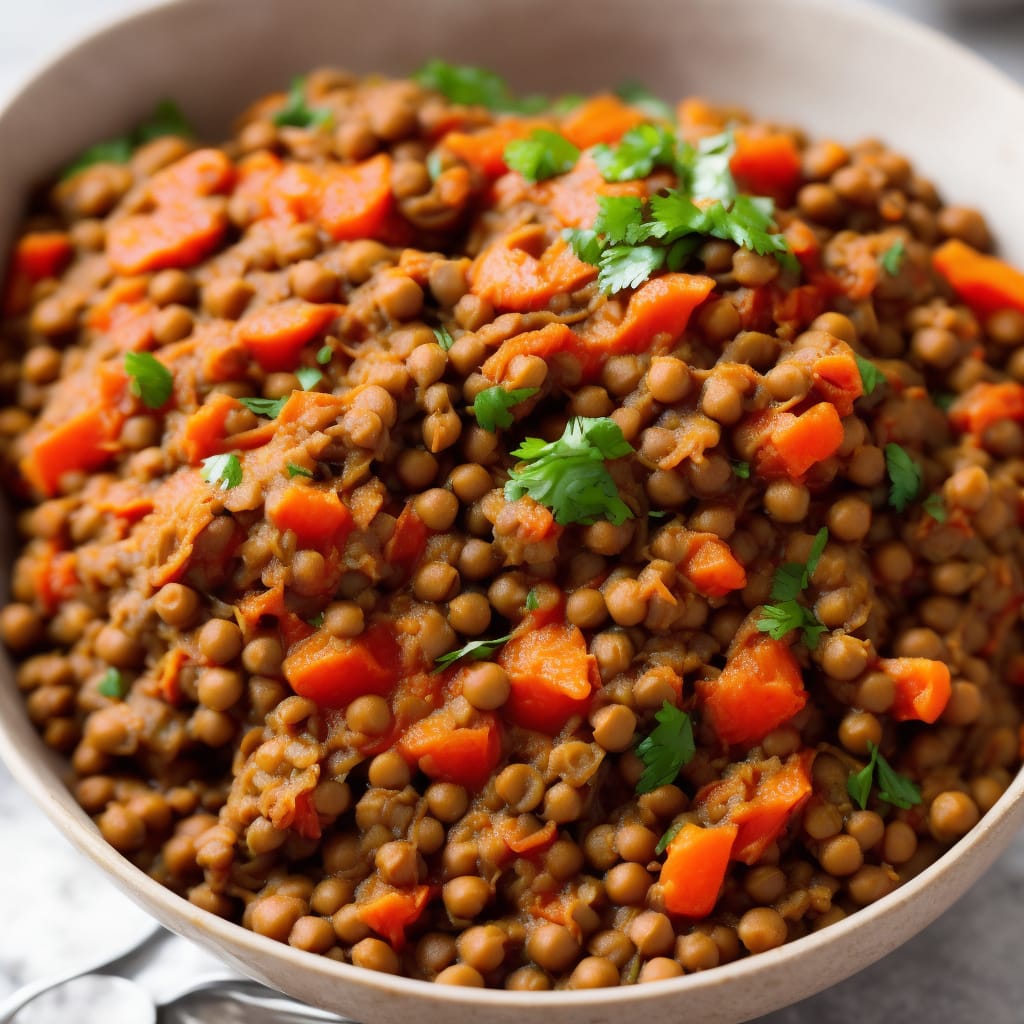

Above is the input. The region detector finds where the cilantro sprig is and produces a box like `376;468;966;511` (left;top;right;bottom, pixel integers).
655;821;683;856
434;632;513;673
471;386;539;432
286;463;314;479
433;326;455;351
635;701;695;794
295;366;323;391
504;417;634;526
614;81;674;123
124;352;173;409
880;239;906;276
273;77;332;129
847;741;922;811
591;124;678;183
923;493;947;523
757;528;829;649
414;60;545;113
854;353;882;397
98;667;125;700
504;130;579;183
885;443;922;513
200;453;242;490
240;396;288;419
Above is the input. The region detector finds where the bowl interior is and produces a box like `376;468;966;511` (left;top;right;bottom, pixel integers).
1;1;1023;1022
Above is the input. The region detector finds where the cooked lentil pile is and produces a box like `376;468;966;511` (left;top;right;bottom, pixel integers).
2;63;1024;989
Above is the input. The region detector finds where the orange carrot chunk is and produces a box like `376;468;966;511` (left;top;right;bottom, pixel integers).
760;402;845;479
881;657;952;724
560;94;648;149
107;202;227;276
318;153;394;240
149;148;235;204
180;392;240;463
949;381;1024;438
660;822;738;918
481;322;583;383
730;131;802;201
358;886;432;949
236;300;341;372
442;120;552;178
677;532;747;598
498;622;595;733
21;405;124;498
697;635;807;745
398;710;501;788
11;231;73;280
283;624;399;707
933;238;1024;317
266;484;353;548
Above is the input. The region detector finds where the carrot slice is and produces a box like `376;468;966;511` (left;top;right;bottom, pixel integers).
539;153;648;230
318;153;394;241
933;238;1024;317
384;502;430;580
398;710;501;788
498;622;595;733
678;532;747;598
149;149;235;204
236;300;341;372
949;381;1024;438
107;202;227;275
560;94;647;149
282;624;399;707
266;483;353;548
179;392;240;463
660;822;738;918
11;231;73;280
730;131;802;201
756;402;845;479
480;322;583;383
358;886;432;949
881;657;952;724
697;635;807;745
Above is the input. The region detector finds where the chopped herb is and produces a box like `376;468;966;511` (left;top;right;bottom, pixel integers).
504;129;579;183
923;493;947;523
614;81;675;123
307;612;325;629
757;601;827;650
239;395;288;419
286;463;314;479
591;123;678;183
933;392;955;413
135;99;193;143
97;667;125;699
413;59;545;113
655;821;683;856
880;238;906;276
433;325;455;351
550;92;586;114
272;77;332;129
854;353;883;397
596;244;666;295
732;461;751;480
315;344;333;365
635;701;696;794
426;150;444;181
885;443;922;513
847;741;922;811
770;527;829;603
200;453;242;490
525;589;540;611
62;138;135;178
648;509;669;519
295;366;323;391
563;228;604;266
434;632;513;673
124;351;173;409
504;417;634;526
471;385;539;431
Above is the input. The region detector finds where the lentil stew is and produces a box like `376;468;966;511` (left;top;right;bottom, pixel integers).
2;65;1023;991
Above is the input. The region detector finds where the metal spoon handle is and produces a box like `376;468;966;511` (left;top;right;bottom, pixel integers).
158;978;353;1022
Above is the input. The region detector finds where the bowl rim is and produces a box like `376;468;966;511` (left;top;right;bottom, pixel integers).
1;0;1023;1014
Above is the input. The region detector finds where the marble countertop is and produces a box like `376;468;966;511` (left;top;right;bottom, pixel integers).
2;1;1024;1020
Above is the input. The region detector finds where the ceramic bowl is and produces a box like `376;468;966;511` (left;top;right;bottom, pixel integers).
1;0;1023;1021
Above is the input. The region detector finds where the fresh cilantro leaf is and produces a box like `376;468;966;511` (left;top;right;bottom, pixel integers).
295;366;323;391
124;351;172;409
769;527;828;604
525;588;540;611
591;124;677;183
414;60;545;113
504;129;579;183
135;99;193;142
505;416;635;526
855;353;882;397
848;741;921;811
62;138;134;179
805;527;829;581
880;238;906;276
933;392;955;413
655;821;683;856
647;191;709;239
273;77;332;129
239;395;288;419
685;131;737;205
847;747;876;810
635;701;695;794
315;344;333;365
597;244;665;295
426;150;444;182
550;93;586;114
732;461;751;480
648;509;668;519
757;601;826;650
614;81;675;123
471;386;539;431
98;667;125;699
923;493;947;523
563;228;604;266
593;195;648;245
885;443;922;512
286;463;313;478
433;325;455;351
200;453;242;490
307;611;325;628
434;632;513;673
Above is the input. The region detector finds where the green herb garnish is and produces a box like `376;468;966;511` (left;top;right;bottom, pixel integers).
200;453;242;490
295;366;323;391
655;821;683;856
885;443;922;513
635;701;696;794
854;353;882;397
525;589;540;611
880;239;906;276
273;77;332;129
433;325;455;351
757;528;828;649
286;463;314;479
504;129;579;183
135;99;193;142
97;667;125;700
307;612;325;629
504;417;634;526
471;386;539;431
239;396;288;419
614;81;675;123
923;493;947;523
591;124;678;183
426;150;444;181
124;351;173;409
414;60;545;113
732;461;751;480
847;741;922;811
434;632;513;673
315;344;333;365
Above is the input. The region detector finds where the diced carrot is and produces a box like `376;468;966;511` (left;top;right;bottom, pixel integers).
660;822;738;918
179;392;240;463
811;352;863;418
579;273;716;357
384;501;430;580
235;300;341;372
697;635;807;745
881;657;952;724
33;542;79;615
481;322;583;383
678;532;747;598
232;150;285;220
158;648;189;705
318;153;394;241
443;120;552;178
276;389;349;428
282;624;400;707
933;238;1024;317
358;886;432;949
773;283;829;335
264;161;322;222
290;789;323;840
782;219;821;266
85;279;149;330
561;95;647;149
470;225;596;312
398;710;501;789
539;153;648;230
730;131;802;202
676;97;727;140
149;149;235;205
11;231;73;280
504;497;559;545
949;381;1024;438
498;622;595;733
266;483;353;548
107;201;227;275
502;818;558;856
755;402;845;479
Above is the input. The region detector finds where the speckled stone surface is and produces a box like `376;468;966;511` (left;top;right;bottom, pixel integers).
1;2;1023;1021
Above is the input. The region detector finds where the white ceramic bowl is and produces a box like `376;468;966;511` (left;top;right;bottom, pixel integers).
1;1;1023;1021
